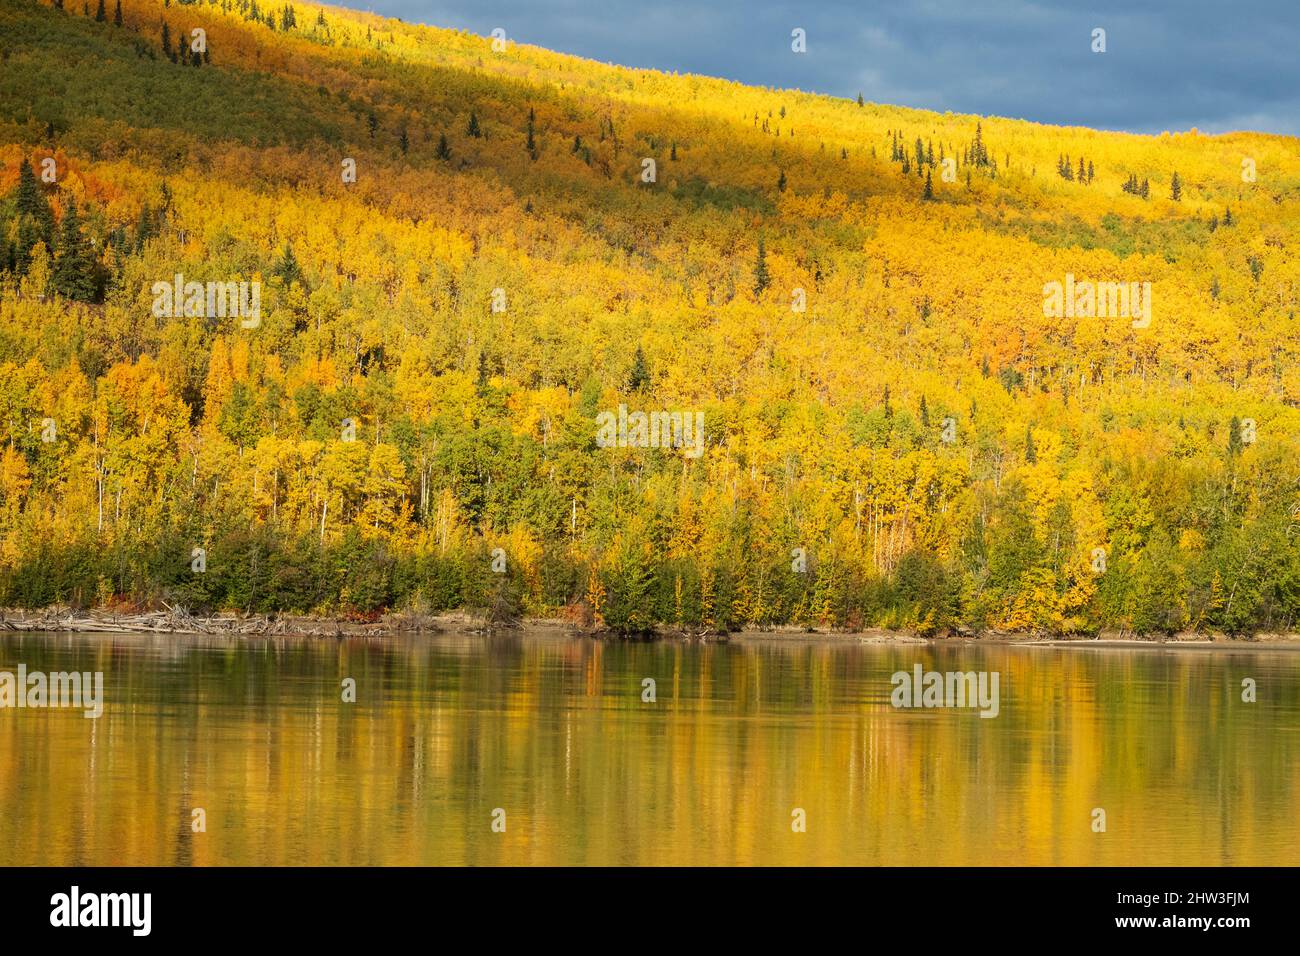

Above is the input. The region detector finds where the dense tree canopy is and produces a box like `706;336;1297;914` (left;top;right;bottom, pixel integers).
0;0;1297;635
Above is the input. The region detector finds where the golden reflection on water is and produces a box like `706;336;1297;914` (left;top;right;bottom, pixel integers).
0;631;1296;865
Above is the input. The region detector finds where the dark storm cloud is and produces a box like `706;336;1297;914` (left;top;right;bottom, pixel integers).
362;1;1300;135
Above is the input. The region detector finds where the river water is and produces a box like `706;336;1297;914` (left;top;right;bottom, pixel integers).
1;630;1296;865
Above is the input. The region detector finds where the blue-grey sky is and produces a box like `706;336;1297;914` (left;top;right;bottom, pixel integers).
358;1;1300;136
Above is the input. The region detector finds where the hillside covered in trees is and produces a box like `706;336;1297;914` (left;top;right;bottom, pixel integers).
0;0;1298;635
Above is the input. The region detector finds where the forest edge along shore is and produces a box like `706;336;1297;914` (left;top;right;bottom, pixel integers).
2;606;1297;645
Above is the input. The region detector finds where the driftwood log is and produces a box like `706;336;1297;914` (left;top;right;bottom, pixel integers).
0;606;443;638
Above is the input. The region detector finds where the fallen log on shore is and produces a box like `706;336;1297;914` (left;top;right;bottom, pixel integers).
0;606;445;638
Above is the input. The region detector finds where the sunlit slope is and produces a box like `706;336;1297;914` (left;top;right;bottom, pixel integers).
0;0;1298;635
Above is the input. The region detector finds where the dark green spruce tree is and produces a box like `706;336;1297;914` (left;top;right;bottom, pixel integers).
51;199;98;302
13;158;55;269
627;346;651;392
274;243;304;286
753;238;770;297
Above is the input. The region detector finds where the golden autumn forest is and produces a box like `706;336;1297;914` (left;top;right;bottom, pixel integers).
0;0;1298;635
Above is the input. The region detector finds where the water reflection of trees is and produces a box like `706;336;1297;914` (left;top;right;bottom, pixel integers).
0;634;1296;865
